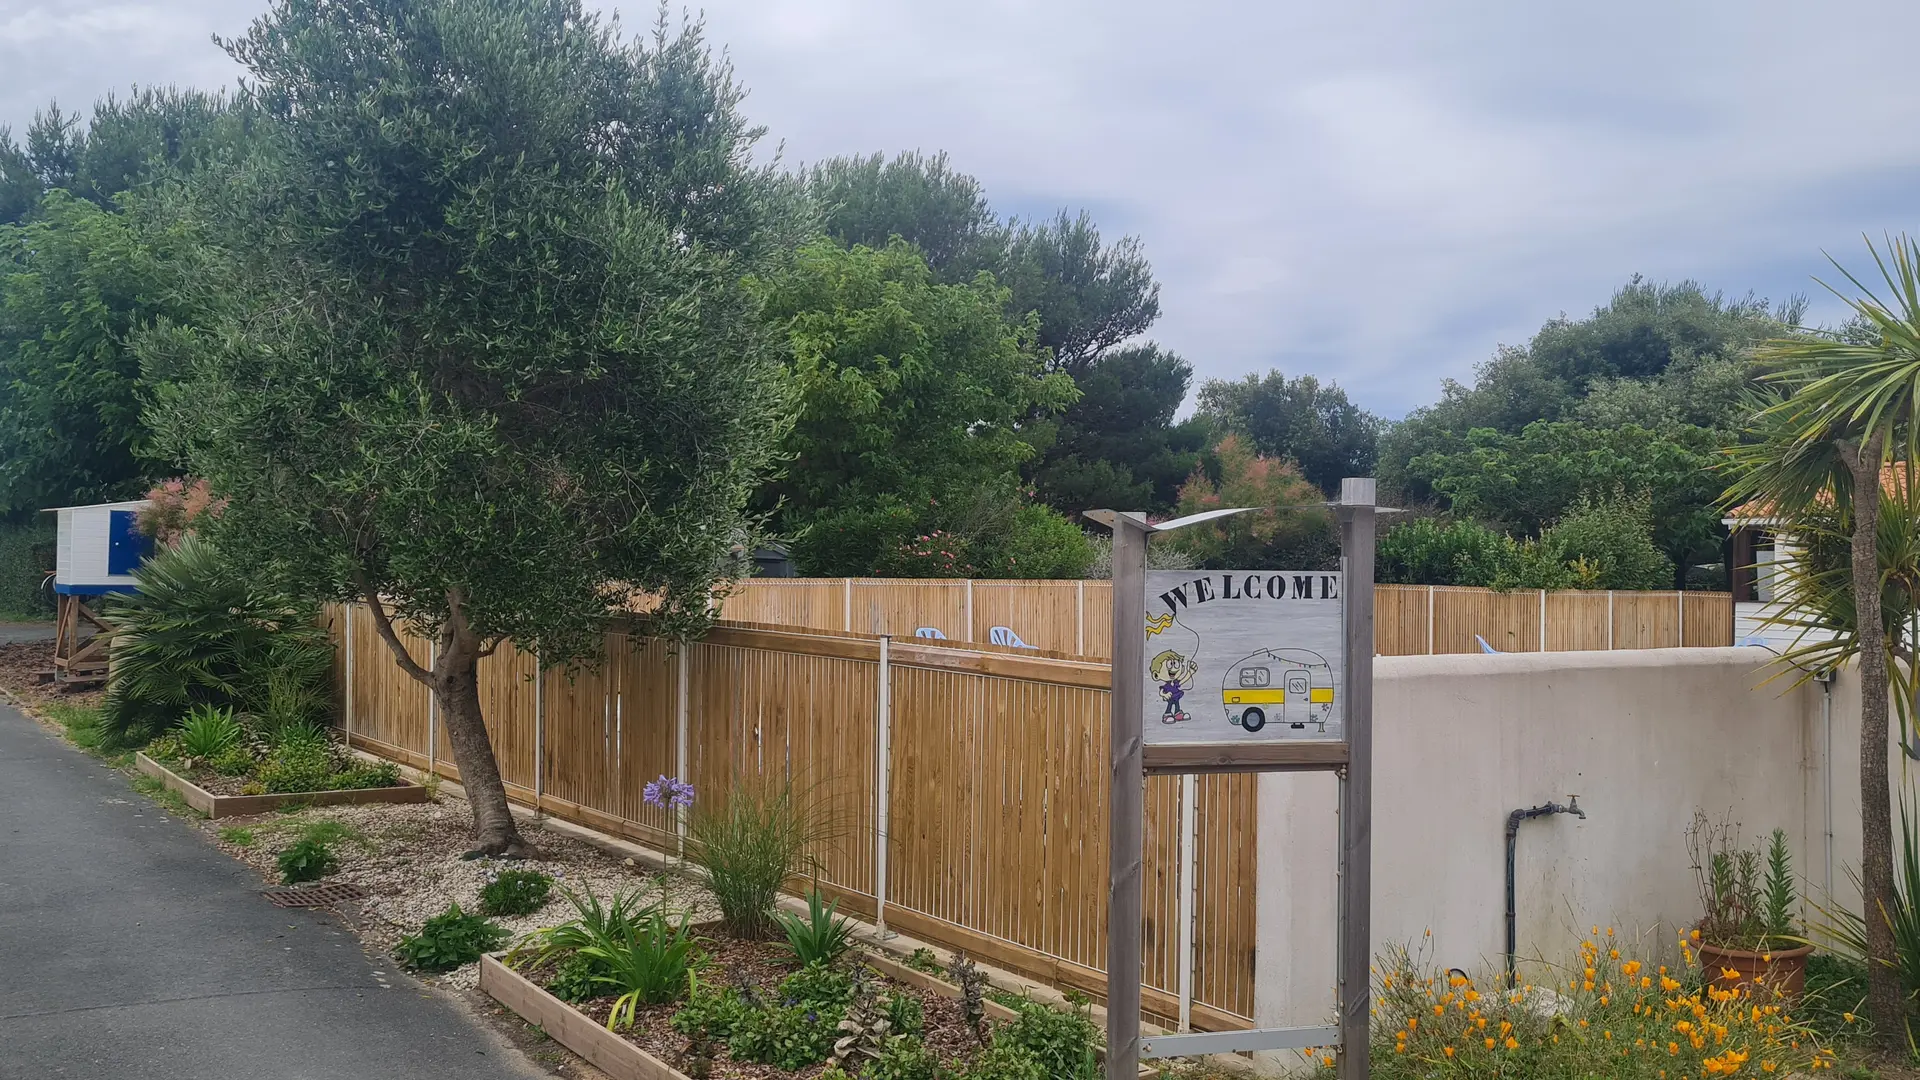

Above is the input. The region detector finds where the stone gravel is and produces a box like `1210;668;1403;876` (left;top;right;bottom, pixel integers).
209;792;716;990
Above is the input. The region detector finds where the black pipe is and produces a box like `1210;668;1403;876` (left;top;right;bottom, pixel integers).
1505;795;1584;988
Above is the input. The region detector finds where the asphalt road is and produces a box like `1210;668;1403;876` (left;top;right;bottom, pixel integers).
0;701;548;1080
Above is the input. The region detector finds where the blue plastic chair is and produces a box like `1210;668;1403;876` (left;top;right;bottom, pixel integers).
914;627;947;640
1476;634;1499;654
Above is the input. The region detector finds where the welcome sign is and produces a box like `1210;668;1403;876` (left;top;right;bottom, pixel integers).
1141;569;1344;746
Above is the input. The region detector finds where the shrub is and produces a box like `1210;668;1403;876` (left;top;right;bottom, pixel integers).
1376;517;1512;587
276;837;336;884
585;911;704;1029
689;775;833;940
395;903;509;973
993;996;1100;1080
259;740;338;793
776;888;855;966
1534;495;1673;590
100;534;334;744
728;1002;841;1069
860;1035;940;1080
179;704;243;760
145;731;187;763
1337;936;1835;1080
1687;811;1796;950
479;868;553;917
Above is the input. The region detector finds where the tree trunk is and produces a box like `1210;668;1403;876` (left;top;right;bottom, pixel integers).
358;584;536;859
1847;434;1901;1042
431;620;538;859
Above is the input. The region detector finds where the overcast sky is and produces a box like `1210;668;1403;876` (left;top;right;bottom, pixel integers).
6;0;1918;418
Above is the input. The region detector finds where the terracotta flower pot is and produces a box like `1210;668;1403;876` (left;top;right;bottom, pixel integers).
1697;940;1815;1001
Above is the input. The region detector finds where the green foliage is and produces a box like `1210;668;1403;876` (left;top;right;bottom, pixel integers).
328;760;401;790
1811;793;1920;1005
479;868;553;917
882;991;924;1036
688;775;830;940
762;239;1077;576
1686;811;1797;950
258;740;337;794
218;825;256;847
859;1035;940;1080
1197;370;1382;496
142;1;795;679
517;887;658;970
1029;344;1207;514
727;1002;842;1069
47;701;122;755
776;889;855;967
395;903;509;973
1408;420;1715;586
669;974;751;1040
208;743;256;777
99;534;334;744
904;947;942;976
179;704;242;760
992;997;1101;1080
0;516;54;617
777;962;853;1011
276;837;336;884
1375;517;1512;587
587;911;704;1030
1162;435;1338;570
548;952;608;1004
0;191;180;514
810;151;1001;279
1528;496;1674;590
951;1045;1045;1080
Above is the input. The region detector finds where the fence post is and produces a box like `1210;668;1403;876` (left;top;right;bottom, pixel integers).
427;639;437;774
1539;589;1548;652
875;635;892;935
1608;591;1616;649
844;578;854;633
1427;585;1435;655
343;606;355;743
965;579;975;642
533;652;545;811
676;640;690;858
1677;591;1685;647
1177;772;1198;1032
1077;580;1086;656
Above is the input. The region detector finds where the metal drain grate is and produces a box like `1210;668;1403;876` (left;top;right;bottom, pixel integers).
261;882;368;908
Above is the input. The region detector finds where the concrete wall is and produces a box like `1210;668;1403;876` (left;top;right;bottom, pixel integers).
1254;647;1827;1033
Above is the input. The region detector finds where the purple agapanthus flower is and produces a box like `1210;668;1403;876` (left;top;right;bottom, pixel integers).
643;774;696;810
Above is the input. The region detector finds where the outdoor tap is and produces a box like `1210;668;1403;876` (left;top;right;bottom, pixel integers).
1566;794;1585;819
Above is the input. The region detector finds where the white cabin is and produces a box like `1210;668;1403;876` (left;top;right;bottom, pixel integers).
43;499;152;595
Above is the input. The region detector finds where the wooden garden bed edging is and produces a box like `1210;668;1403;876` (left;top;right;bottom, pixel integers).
133;753;428;819
479;954;689;1080
860;950;1022;1024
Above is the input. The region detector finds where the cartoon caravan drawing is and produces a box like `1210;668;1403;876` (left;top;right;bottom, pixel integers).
1220;648;1335;733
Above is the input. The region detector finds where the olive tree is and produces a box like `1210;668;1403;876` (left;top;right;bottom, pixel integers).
140;0;794;856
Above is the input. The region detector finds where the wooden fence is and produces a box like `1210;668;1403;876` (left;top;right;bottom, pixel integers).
325;605;1257;1029
721;578;1733;658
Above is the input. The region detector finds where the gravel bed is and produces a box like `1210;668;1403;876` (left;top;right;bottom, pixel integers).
209;793;716;990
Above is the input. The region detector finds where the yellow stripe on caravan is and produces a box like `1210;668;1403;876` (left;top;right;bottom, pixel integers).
1223;689;1287;705
1309;688;1334;703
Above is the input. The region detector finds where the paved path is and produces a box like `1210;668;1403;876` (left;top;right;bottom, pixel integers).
0;702;547;1080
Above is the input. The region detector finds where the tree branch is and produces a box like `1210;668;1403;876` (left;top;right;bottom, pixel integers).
354;574;434;685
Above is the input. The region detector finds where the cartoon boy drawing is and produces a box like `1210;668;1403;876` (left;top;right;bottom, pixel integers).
1149;650;1198;724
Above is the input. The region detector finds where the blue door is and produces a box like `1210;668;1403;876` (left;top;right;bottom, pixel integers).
107;510;152;575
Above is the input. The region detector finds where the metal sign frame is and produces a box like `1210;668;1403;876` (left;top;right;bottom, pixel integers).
1093;477;1377;1080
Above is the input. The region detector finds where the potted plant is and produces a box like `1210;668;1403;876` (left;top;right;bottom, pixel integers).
1686;810;1813;998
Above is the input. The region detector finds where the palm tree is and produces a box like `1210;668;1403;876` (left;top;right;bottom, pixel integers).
1725;234;1920;1041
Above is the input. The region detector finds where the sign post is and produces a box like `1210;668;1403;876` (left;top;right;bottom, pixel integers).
1092;479;1378;1079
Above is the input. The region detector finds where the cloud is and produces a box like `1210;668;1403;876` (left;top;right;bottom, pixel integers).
10;0;1920;418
